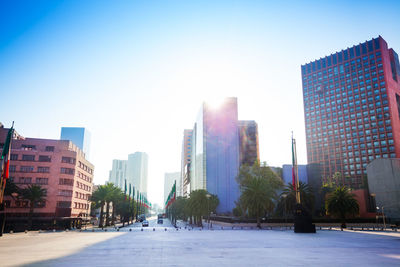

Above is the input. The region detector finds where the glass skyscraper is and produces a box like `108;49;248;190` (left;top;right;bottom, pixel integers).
60;127;91;159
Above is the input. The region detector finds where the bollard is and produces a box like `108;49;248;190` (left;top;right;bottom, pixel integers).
129;229;132;232
165;228;167;231
10;230;13;234
232;226;234;230
53;229;56;232
176;228;178;231
92;229;95;232
221;227;223;230
25;230;28;233
153;228;155;231
105;229;107;232
117;228;119;232
141;228;143;231
241;226;243;230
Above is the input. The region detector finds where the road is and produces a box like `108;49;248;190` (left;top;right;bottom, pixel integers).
1;220;400;266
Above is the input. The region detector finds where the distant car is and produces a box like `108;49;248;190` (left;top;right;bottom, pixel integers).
157;219;163;224
142;220;149;227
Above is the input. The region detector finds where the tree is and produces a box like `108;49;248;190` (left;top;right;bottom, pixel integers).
276;182;314;216
91;185;109;228
20;184;46;230
187;190;218;227
325;186;359;228
237;162;283;228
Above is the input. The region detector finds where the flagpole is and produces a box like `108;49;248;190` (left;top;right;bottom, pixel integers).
292;134;300;204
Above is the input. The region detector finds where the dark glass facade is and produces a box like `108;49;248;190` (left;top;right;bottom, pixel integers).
301;36;400;188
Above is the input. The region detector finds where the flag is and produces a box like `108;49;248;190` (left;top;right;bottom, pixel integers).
1;125;14;204
291;136;296;191
1;125;14;180
124;179;127;200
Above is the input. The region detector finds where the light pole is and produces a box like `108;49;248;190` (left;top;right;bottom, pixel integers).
206;194;211;229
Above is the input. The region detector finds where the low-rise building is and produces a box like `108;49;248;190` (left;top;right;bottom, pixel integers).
0;124;94;230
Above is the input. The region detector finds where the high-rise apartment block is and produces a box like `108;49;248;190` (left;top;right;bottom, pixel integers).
183;97;259;213
60;127;91;159
301;36;400;188
1;124;94;228
108;152;148;196
180;129;193;197
108;159;128;189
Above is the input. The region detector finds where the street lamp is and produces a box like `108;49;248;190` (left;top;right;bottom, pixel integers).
376;206;386;230
206;194;211;229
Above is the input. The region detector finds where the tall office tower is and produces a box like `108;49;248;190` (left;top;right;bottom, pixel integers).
301;36;400;188
180;129;193;197
190;97;241;213
127;152;149;197
108;159;128;190
1;124;94;227
164;172;179;205
238;120;260;166
60;127;91;159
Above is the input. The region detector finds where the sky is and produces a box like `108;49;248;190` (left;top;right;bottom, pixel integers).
1;0;400;206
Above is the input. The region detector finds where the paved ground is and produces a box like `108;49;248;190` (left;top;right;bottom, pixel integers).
1;218;400;266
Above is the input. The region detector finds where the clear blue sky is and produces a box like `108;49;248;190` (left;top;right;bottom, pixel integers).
1;0;400;205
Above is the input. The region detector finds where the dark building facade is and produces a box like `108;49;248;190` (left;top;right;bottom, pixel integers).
301;36;400;188
238;120;259;166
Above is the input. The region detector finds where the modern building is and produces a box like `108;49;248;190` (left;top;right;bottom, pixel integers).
238;120;259;166
164;172;179;205
127;152;148;197
60;127;91;160
367;158;400;221
107;152;149;195
282;163;323;215
301;36;400;189
180;129;193;197
108;159;128;190
1;124;94;230
186;97;259;214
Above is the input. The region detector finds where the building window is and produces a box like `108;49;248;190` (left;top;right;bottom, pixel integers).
20;166;34;172
60;168;74;175
59;178;74;186
34;201;46;208
9;165;16;172
22;155;35;161
45;146;55;152
36;178;48;185
37;167;50;173
21;145;36;151
56;201;71;208
10;154;18;161
18;177;32;184
39;155;51;162
58;190;73;197
62;157;76;164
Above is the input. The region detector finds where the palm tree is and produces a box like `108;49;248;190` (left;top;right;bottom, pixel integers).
277;182;314;216
20;184;46;230
91;185;109;228
237;162;283;228
325;186;359;228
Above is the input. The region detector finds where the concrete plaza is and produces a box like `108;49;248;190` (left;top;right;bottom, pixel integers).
1;221;400;266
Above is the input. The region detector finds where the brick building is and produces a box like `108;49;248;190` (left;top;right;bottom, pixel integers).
0;124;94;230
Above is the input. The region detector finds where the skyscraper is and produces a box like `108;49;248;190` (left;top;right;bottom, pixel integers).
301;36;400;188
190;98;241;213
180;129;193;197
108;159;128;190
238;120;259;166
127;152;148;197
60;127;91;159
